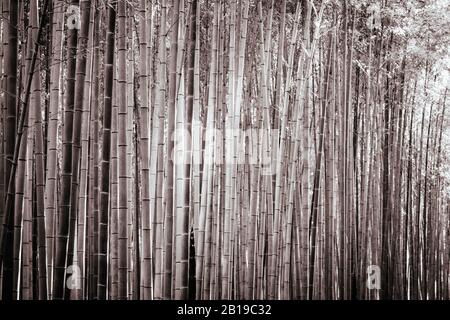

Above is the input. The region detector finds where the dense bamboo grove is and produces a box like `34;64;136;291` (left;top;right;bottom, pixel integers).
0;0;449;300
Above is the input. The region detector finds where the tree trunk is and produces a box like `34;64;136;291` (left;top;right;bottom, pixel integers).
98;1;116;299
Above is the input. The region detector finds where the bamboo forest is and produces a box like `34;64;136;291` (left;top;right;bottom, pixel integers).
0;0;449;301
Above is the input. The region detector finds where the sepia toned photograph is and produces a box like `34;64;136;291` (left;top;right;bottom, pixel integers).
0;0;449;303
